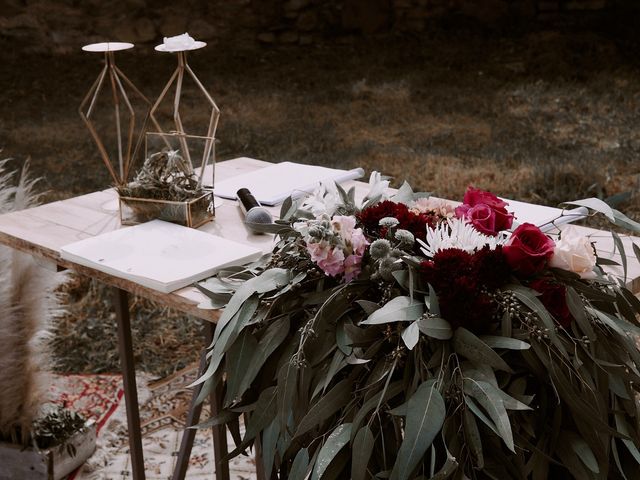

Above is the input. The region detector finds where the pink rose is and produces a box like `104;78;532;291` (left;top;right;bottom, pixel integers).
455;186;514;235
503;223;555;277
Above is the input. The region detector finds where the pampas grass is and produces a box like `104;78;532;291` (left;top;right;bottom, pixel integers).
0;158;61;446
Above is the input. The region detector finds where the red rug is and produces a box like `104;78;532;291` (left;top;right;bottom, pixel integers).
50;368;257;479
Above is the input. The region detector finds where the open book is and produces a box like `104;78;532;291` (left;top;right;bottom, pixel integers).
60;220;263;293
214;161;365;206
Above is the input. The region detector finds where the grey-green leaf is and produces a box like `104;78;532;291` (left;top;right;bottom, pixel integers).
561;198;615;221
352;426;375;480
401;321;420;350
311;423;352;480
463;378;514;452
390;381;446;480
289;448;311;480
453;328;512;372
237;316;290;398
479;335;530;350
224;330;259;407
294;379;352;439
361;296;424;325
417;316;452;340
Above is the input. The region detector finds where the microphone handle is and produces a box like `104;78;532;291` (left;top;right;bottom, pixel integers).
236;188;261;215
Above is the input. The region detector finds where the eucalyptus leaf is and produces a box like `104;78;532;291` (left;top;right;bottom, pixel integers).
277;361;298;430
352;426;375;480
463;408;484;469
211;268;291;345
310;423;352;480
510;285;569;359
463;378;514;452
224;330;258;407
289;448;311;480
243;386;277;442
390;381;446;480
262;419;281;479
294;378;352;439
453;328;512;372
563;430;600;474
479;335;530;350
401;321;420;350
236;315;290;400
561;198;615;221
361;296;424;325
190;294;259;388
357;300;381;315
417;316;452;340
611;230;628;283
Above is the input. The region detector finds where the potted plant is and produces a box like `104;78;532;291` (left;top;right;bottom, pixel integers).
0;160;96;480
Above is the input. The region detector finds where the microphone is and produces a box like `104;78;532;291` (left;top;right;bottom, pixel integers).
236;188;273;234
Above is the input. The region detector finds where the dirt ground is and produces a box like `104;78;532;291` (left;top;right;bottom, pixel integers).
1;21;639;375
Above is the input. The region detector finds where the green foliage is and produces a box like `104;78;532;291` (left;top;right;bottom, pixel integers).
194;198;640;479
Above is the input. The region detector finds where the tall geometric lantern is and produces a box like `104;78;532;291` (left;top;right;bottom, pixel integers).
150;34;220;190
79;42;152;186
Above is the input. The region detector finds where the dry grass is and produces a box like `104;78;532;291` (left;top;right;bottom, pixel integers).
1;24;639;374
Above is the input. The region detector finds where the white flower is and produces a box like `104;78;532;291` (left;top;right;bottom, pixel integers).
303;181;339;217
549;225;597;278
364;171;389;202
379;217;400;228
163;33;196;51
419;218;507;258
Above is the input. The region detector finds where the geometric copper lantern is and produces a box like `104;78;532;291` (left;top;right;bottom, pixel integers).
150;34;220;189
79;42;153;186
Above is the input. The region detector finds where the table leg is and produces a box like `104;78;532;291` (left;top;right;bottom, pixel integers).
113;287;146;480
208;326;230;480
172;321;229;480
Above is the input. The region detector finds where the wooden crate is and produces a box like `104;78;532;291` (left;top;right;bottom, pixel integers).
0;422;96;480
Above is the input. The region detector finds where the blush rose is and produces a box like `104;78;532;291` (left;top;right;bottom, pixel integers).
503;223;555;277
549;225;597;279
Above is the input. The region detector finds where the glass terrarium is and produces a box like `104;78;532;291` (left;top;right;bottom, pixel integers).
117;131;215;228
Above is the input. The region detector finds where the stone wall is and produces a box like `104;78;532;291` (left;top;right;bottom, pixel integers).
0;0;634;53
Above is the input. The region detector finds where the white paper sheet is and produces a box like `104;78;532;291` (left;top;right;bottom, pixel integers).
60;220;262;293
213;161;365;205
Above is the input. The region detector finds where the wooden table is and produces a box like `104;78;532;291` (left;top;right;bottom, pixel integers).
0;156;637;480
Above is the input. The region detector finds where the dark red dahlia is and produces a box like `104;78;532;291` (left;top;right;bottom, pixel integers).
358;201;437;242
420;247;512;333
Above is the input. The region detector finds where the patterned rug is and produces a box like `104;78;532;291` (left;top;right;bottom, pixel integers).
51;367;257;479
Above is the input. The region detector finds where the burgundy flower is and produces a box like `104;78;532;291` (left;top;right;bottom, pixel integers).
530;278;573;328
472;246;511;289
455;186;514;236
503;223;555;277
358;201;437;243
419;248;506;333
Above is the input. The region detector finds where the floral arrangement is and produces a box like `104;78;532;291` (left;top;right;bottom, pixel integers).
194;174;640;480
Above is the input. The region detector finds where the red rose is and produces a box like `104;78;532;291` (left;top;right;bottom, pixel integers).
455;186;515;236
466;204;497;236
530;278;573;328
503;223;555;277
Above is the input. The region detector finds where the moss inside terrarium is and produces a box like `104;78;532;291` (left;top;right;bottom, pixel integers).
117;148;206;202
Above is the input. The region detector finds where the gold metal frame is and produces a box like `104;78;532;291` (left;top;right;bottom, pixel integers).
149;50;220;189
79;45;159;185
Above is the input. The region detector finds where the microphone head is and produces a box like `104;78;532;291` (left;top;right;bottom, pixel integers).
245;207;273;233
